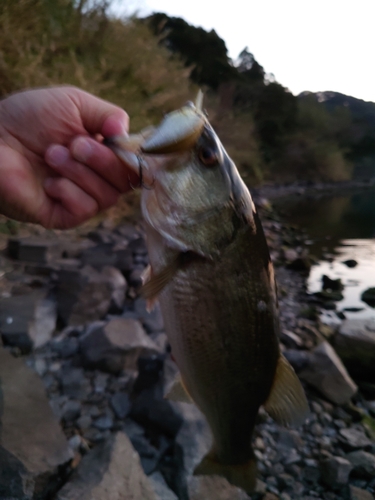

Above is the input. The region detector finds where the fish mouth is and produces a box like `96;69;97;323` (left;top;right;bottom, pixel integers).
104;91;206;178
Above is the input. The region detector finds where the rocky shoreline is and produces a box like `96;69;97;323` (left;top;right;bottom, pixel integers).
0;198;374;500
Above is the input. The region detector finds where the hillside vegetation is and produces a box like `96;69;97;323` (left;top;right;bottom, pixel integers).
1;0;374;186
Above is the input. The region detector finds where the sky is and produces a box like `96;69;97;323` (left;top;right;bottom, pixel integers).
115;0;375;103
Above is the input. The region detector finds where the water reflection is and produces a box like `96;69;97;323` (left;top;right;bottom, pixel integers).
275;187;375;322
308;239;375;320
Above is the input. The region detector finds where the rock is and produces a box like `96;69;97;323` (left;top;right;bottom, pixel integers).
338;428;373;451
283;349;310;372
94;415;114;430
62;400;82;422
188;475;251;500
0;292;56;352
343;259;358;268
315;290;344;301
56;266;116;326
334;318;375;382
346;450;375;478
51;337;79;358
80;243;118;268
133;381;184;435
104;266;127;312
349;485;375;500
283;248;298;262
175;403;212;477
361;287;375;307
60;368;91;399
56;432;158;500
320;456;353;487
0;347;73;499
298;341;357;405
80;318;159;374
134;297;165;334
149;472;178;500
287;257;312;272
76;415;92;431
129;434;161;475
7;237;61;263
322;275;344;291
280;329;304;348
110;392;131;419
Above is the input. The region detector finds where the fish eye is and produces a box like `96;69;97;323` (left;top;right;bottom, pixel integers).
198;146;219;167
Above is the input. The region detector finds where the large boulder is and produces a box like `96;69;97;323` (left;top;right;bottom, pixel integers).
0;347;73;499
333;318;375;382
56;432;158;500
298;341;357;405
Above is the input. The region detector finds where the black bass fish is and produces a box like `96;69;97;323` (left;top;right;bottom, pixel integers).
107;94;308;494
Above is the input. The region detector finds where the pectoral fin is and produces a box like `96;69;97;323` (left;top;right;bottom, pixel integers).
165;373;193;404
141;257;180;301
263;354;309;427
194;451;257;494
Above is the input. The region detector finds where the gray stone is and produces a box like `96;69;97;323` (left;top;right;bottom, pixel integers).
110;392;131;419
7;237;61;263
130;434;161;475
149;472;178;500
334;318;375;382
0;292;56;352
298;341;357;405
68;435;82;452
60;368;91;399
56;266;114;326
134;297;165;333
349;485;375;500
0;347;73;499
80;318;159;374
51;337;79;358
56;432;158;500
80;243;118;268
104;265;127;311
320;456;353;487
34;357;47;377
94;415;114;430
62;400;82;422
188;475;251;500
76;415;92;431
175;403;212;477
346;450;375;478
339;428;373;450
280;329;304;348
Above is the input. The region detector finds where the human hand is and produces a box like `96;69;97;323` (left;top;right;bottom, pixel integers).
0;86;138;229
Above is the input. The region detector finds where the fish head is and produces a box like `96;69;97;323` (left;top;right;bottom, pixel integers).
108;95;255;256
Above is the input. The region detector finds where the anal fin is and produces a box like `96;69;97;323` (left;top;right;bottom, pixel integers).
263;354;309;427
194;451;257;494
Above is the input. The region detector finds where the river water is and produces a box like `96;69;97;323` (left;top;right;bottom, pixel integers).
274;187;375;323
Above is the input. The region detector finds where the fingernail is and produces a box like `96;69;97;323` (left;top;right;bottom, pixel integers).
47;145;70;167
72;137;92;163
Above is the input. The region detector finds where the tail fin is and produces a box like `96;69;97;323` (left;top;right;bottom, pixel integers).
193;451;257;494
